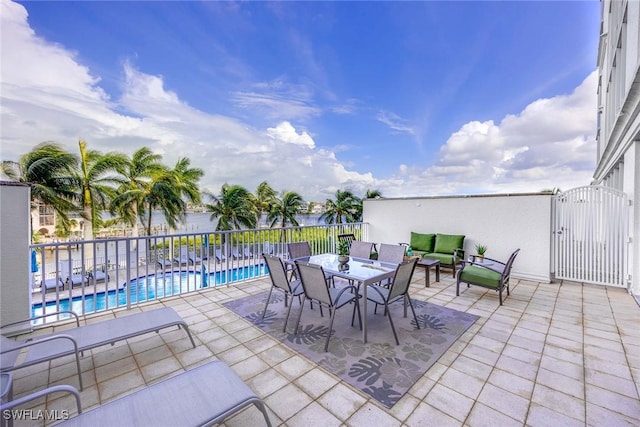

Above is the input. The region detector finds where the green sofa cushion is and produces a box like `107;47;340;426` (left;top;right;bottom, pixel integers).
410;232;435;252
422;252;454;265
434;234;465;255
459;265;501;288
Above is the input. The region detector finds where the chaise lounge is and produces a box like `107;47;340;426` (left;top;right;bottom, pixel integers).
1;307;196;390
0;361;272;427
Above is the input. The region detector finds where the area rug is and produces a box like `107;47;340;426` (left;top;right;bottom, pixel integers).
223;290;479;408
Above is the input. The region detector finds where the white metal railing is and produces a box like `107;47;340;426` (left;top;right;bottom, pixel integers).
30;223;368;323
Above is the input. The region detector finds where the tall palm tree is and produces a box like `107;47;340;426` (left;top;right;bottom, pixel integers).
364;189;383;199
250;181;277;226
140;170;186;236
110;147;166;238
1;142;78;238
74;140;128;241
319;189;361;224
170;157;203;208
268;191;304;228
354;189;383;222
206;184;257;231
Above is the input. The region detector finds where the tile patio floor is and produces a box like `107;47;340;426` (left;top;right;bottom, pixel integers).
6;269;640;426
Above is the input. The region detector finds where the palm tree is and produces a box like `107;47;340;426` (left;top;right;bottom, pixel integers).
206;184;257;231
1;142;78;238
110;147;166;238
364;189;382;199
205;184;256;255
319;189;361;224
250;181;277;226
268;191;304;228
74;140;128;241
354;189;383;222
170;157;203;208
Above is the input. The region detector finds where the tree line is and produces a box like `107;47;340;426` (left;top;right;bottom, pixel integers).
1;141;382;240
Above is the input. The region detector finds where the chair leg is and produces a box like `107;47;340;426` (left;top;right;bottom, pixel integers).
282;292;296;333
293;295;307;334
350;295;362;330
385;302;400;346
261;286;275;320
325;306;337;352
407;295;420;330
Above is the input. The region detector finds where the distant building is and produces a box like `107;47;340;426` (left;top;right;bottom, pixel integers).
595;0;639;295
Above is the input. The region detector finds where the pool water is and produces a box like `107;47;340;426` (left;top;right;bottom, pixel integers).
32;264;267;320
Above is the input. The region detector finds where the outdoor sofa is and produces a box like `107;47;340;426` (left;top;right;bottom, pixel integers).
404;232;465;277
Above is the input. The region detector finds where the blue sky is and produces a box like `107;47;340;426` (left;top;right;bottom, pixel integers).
1;0;599;200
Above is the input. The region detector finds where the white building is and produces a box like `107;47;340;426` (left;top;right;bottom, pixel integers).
595;0;640;296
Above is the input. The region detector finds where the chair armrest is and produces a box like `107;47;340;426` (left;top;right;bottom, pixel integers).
0;311;80;330
1;333;79;354
461;259;505;275
0;384;81;413
454;249;465;261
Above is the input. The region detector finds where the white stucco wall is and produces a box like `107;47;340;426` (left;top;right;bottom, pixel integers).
0;182;32;328
363;193;552;283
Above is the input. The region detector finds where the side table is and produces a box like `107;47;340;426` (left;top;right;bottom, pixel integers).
416;258;440;287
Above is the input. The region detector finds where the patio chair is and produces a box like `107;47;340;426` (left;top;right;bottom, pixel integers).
0;307;196;390
337;233;356;250
456;249;520;305
286;242;312;278
293;261;361;352
175;246;193;265
30;361;271;426
0;384;81;419
215;249;227;262
362;258;420;345
41;275;64;291
231;247;242;259
349;241;374;259
243;245;253;257
60;262;87;287
156;255;175;269
262;254;304;333
375;243;406;287
86;269;109;284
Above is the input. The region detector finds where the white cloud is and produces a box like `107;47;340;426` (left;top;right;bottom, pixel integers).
376;110;417;136
379;71;598;197
266;121;315;148
0;0;380;200
0;0;598;202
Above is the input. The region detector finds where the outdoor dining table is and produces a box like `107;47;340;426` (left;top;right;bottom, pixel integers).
288;253;397;343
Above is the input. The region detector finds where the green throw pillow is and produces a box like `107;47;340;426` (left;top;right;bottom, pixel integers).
434;234;465;254
410;232;435;252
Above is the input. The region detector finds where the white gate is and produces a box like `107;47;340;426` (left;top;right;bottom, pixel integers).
552;186;628;287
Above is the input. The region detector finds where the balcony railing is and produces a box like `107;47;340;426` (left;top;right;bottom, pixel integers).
29;223;368;323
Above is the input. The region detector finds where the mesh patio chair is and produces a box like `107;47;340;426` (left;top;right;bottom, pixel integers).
362;258;420;345
375;243;407;287
349;241;374;259
337;233;356;250
456;249;520;305
294;261;361;352
377;243;406;264
286;242;312;279
262;254;304;333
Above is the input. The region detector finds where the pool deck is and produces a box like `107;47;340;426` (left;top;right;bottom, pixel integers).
7;269;640;426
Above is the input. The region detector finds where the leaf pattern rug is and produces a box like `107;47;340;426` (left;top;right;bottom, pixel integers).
223;290;479;408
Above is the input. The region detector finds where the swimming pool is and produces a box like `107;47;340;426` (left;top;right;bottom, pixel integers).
32;264;268;320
